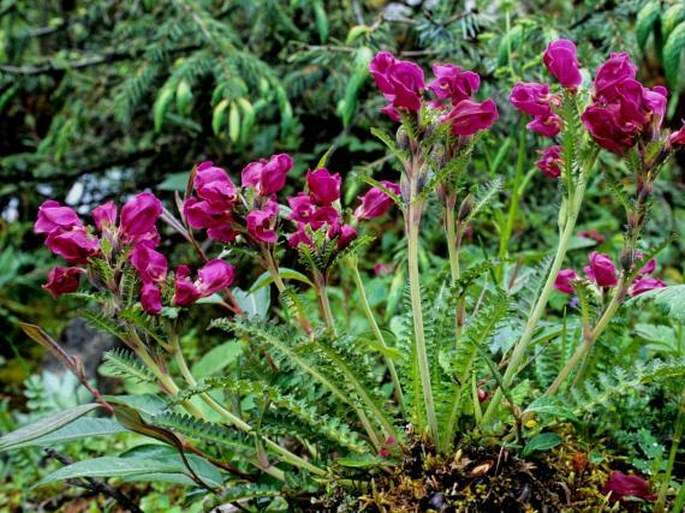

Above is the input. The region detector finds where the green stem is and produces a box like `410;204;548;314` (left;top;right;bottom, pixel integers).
481;176;587;425
349;257;405;412
314;274;337;335
546;283;626;395
654;384;685;513
407;203;439;443
172;344;327;478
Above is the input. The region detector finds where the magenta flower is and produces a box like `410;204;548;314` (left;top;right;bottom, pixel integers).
140;282;163;314
369;52;425;112
306;168;341;206
119;192;162;243
246;198;279;243
173;265;202;306
642;85;668;128
428;64;480;105
354;181;400;221
288;224;314;249
442;98;498;136
593;53;638;102
374;263;392;276
584;252;619;287
581;104;635;153
194;161;238;208
603;471;656;503
336;224;357;249
130;242;168;284
554;269;579;294
629;276;666;297
527;111;563;138
241;154;294;196
578;229;605;243
42;266;85;298
197;259;235;296
510;82;556;117
536;145;563;178
634;252;656;275
92;201;117;232
309;206;340;231
288;193;316;223
670;120;685;145
543;39;583;89
45;229;100;264
34;201;83;235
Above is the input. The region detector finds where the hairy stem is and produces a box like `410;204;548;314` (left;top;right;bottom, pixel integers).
654;384;685;513
481;176;587;425
314;273;337;335
349;257;405;411
407;203;439;443
545;282;627;395
171;342;326;478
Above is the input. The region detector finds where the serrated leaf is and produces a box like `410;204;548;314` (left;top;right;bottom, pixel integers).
0;404;100;452
628;284;685;322
664;22;685;88
636;1;661;50
522;432;561;456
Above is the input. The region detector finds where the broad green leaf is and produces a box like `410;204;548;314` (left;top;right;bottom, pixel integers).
663;5;685;38
232;286;270;320
525;396;578;422
0;403;100;452
175;80;193;115
102;394;167;416
191;342;243;379
249;268;314;292
636;1;661;50
4;418;124;450
522;432;562;456
664;22;685;88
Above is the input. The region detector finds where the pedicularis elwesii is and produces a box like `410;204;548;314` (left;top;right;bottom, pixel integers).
14;40;685;498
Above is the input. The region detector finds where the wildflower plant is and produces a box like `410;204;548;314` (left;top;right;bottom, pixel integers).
3;39;685;509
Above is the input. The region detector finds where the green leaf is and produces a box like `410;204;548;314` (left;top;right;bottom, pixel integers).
664;22;685;88
525;396;578;423
153;87;174;132
312;0;328;42
212;99;230;135
0;404;100;452
175;80;193;116
249;268;314;292
522;432;562;456
663;5;685;38
37;454;223;488
191;342;243;379
4;418;124;450
228;100;241;142
636;1;661;50
232;286;270;319
628;285;685;322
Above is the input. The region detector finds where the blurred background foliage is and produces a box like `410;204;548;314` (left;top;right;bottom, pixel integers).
1;0;684;509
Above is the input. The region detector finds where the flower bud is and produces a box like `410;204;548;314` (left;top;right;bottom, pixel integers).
554;269;579;294
584;252;618;287
93;201;117;232
42;266;85;298
353;181;401;221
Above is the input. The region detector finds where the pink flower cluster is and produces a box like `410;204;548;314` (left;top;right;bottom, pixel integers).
582;53;668;153
369;52;498;136
35;192;235;314
510;39;581;139
287;167;357;250
555;250;666;297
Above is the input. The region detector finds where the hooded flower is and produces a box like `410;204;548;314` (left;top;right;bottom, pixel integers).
34;201;83;235
246;198;279;243
536;145;563;178
528;110;563;138
288;223;314;249
306;168;341;206
45;229;100;264
173;260;235;306
336;224;357;249
42;266;85;298
543;39;583;89
354;181;401;221
510;82;556;117
183;197;237;243
173;265;202;306
119;192;163;243
428;64;480;105
194;161;238;208
629;276;666;297
584;252;618;287
603;471;657;503
92;201;117;233
554;269;579;294
671;120;685;145
581;103;636;153
442;98;499;136
130;242;168;284
369;52;425;112
140;282;163;314
593;53;638;102
241;154;294;196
